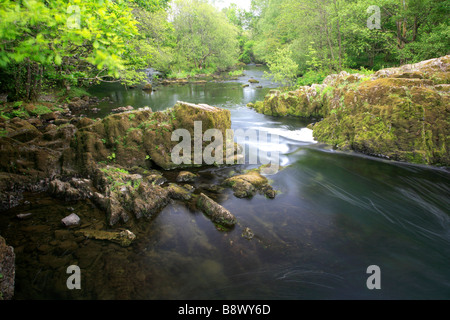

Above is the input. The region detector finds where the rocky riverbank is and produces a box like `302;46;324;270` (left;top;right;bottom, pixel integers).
249;55;449;166
0;99;278;299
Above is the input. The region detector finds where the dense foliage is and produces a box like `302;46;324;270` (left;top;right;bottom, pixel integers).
246;0;449;84
169;0;239;77
0;0;448;101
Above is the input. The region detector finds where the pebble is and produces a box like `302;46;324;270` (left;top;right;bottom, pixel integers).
16;213;33;219
61;213;81;227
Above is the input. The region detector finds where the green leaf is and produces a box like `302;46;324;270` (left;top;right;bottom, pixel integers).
55;54;62;65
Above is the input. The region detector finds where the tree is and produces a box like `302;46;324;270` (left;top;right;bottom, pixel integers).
171;0;239;72
0;0;173;100
265;46;299;86
249;0;449;83
223;3;255;63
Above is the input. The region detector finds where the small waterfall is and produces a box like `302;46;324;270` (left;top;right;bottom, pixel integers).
145;68;162;83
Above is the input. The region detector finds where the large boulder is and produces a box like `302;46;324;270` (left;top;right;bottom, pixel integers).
92;166;171;225
249;84;327;118
250;55;450;166
313;58;450;165
70;101;232;172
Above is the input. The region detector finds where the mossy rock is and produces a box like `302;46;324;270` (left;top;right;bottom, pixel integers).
313;67;449;166
176;171;198;182
223;171;277;199
172;101;231;135
251;55;449;166
72;102;233;171
166;183;193;201
197;193;237;229
75;229;136;247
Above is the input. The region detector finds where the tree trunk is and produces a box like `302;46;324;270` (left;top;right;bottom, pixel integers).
25;59;31;101
333;0;343;70
30;62;39;101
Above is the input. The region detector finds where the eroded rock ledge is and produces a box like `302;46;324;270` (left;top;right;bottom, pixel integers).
0;102;235;222
0;235;15;300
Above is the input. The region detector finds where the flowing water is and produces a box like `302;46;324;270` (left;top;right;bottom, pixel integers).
1;65;449;300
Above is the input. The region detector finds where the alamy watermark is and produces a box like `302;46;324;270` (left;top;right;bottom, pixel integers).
171;121;281;175
366;265;381;290
67;5;81;30
66;265;81;290
367;5;381;30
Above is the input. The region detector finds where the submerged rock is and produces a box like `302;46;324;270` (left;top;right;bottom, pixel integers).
69;101;232;171
142;83;153;91
75;229;136;247
197;193;237;229
242;227;255;240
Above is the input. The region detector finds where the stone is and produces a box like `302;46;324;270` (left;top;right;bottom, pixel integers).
251;55;450;166
40;112;57;121
48;180;81;201
16;213;33;219
248;79;259;83
75;229;136;247
131;183;170;220
48;178;93;202
197;193;237;229
176;171;198;182
166;183;193;201
223;170;277;199
242;227;254;240
142;83;153;91
61;213;81;227
111;106;134;114
0;236;15;300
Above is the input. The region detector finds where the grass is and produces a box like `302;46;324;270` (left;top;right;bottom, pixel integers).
100;167;129;175
0;101;64;120
57;86;91;102
30;105;53;116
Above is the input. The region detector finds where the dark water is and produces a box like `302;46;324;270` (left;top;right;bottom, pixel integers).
1;65;449;300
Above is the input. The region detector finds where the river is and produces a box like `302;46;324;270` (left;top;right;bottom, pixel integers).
1;65;449;300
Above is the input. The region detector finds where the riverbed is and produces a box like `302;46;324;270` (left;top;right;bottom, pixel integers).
1;65;449;300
